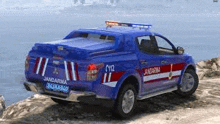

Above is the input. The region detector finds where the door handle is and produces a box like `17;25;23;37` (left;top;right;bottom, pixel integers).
161;60;167;64
141;62;148;65
140;60;148;65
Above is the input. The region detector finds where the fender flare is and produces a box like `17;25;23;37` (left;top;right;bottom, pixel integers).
178;63;196;85
111;69;142;99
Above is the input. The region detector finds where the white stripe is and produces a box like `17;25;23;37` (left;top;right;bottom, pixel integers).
42;58;49;76
64;61;70;81
102;81;117;87
143;70;182;82
108;73;112;82
36;57;43;74
172;70;182;76
71;62;76;81
144;72;170;82
103;73;107;83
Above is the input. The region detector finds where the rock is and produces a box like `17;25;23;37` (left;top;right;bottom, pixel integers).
197;57;220;70
0;95;6;116
197;61;207;69
197;57;220;80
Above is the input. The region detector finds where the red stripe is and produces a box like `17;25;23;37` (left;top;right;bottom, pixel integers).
33;57;40;73
105;73;109;82
67;62;73;81
101;71;126;83
173;63;185;71
111;71;126;82
160;65;170;73
160;63;185;72
39;58;46;75
101;73;109;83
74;63;79;81
101;73;105;83
143;63;185;76
144;76;180;83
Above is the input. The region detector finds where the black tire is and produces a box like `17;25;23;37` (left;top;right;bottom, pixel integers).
175;69;199;97
51;98;70;105
113;84;137;118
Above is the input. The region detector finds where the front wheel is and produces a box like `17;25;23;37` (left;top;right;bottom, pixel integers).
175;69;199;97
113;84;137;118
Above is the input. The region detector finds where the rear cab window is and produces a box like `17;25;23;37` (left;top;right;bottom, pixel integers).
70;32;115;43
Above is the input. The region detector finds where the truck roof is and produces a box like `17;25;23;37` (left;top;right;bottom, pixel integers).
77;27;153;36
78;21;154;36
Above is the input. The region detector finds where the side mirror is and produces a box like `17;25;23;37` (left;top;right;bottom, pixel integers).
177;46;184;54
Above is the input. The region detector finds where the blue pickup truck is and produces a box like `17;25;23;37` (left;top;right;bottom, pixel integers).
24;21;198;118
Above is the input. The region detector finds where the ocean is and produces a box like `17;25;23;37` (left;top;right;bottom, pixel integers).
0;0;220;106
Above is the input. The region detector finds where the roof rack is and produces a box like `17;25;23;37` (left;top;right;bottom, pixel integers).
105;20;152;31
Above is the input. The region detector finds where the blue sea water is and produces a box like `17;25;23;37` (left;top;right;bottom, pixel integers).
0;0;220;106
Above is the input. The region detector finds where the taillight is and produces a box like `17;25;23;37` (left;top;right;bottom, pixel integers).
87;63;104;81
25;55;31;71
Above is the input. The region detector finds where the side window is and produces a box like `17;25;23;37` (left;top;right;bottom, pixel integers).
155;36;174;54
136;36;158;54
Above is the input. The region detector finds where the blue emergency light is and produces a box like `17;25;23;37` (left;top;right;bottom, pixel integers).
105;21;152;30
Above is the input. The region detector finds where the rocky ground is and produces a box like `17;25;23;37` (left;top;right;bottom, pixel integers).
1;57;220;124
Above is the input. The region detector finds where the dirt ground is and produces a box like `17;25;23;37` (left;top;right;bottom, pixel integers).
0;78;220;124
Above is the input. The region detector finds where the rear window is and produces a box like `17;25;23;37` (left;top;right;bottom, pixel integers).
72;32;115;43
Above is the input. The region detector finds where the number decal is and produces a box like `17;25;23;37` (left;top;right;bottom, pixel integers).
106;65;115;72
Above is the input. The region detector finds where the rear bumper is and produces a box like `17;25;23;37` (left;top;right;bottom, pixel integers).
24;82;96;102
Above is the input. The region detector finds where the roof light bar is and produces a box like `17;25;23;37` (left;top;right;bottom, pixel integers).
105;21;152;30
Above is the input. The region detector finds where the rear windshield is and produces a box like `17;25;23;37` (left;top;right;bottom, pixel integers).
71;32;115;43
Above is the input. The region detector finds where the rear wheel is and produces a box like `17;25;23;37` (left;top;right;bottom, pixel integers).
113;84;137;118
175;69;199;97
51;98;70;105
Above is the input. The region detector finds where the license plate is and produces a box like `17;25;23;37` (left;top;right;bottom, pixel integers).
46;83;69;93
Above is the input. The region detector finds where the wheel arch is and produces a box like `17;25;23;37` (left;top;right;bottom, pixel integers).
178;64;196;85
121;75;139;93
174;64;199;97
113;72;141;100
185;65;196;71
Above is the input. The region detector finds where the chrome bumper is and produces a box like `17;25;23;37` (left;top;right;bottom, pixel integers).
23;82;96;102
